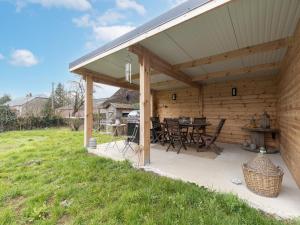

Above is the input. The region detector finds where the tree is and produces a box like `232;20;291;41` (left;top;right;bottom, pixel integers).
67;79;101;117
0;94;11;105
42;98;54;117
68;80;85;117
0;105;17;132
54;83;67;108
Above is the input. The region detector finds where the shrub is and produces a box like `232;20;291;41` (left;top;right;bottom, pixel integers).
0;110;67;132
68;118;83;131
0;106;17;132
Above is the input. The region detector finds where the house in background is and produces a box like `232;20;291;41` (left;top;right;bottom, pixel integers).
6;95;49;117
56;98;108;118
56;88;139;121
100;102;137;123
95;88;139;123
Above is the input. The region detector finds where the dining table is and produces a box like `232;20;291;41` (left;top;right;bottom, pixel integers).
180;122;211;146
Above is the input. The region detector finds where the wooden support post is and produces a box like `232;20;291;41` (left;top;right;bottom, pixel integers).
84;75;93;147
150;93;154;117
198;86;204;117
139;54;151;165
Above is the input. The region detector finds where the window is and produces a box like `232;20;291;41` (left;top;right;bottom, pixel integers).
122;112;129;117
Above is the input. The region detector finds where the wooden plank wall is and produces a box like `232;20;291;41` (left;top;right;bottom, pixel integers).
277;25;300;188
154;75;278;146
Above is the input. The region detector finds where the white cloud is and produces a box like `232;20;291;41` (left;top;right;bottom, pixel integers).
0;53;4;60
16;0;91;11
72;11;125;28
97;10;125;25
73;10;135;45
10;49;39;67
168;0;187;7
72;14;92;27
116;0;146;15
92;25;135;42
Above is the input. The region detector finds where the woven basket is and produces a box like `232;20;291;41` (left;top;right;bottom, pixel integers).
242;153;284;197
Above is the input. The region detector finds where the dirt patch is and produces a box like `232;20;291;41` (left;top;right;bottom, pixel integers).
7;196;26;215
57;214;71;225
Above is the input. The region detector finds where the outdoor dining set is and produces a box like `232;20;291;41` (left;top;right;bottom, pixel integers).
150;117;226;154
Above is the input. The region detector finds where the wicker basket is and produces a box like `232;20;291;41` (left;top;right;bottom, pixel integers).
242;151;284;197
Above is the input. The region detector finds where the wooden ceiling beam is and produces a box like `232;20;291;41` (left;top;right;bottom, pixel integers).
151;80;186;89
173;37;293;70
192;62;281;81
74;68;140;91
117;70;160;82
129;44;200;88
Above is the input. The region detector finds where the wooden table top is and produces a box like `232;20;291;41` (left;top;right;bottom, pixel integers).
160;122;211;127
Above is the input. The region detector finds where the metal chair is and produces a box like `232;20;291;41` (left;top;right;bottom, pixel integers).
122;124;139;155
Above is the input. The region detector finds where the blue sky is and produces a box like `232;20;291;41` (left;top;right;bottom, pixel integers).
0;0;184;99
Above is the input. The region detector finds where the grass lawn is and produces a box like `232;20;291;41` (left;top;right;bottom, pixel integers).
0;129;297;225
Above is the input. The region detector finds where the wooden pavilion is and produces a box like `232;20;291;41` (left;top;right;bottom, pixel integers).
69;0;300;188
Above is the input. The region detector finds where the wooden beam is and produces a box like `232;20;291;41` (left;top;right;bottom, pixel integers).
139;54;151;165
129;44;200;88
117;70;160;82
174;37;293;70
151;80;186;89
84;75;93;147
192;62;281;81
74;68;140;91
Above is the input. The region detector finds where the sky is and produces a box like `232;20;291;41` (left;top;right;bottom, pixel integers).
0;0;185;99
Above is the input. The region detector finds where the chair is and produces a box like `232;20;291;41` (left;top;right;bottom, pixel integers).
190;117;206;145
151;117;166;145
202;119;226;154
165;119;187;154
122;124;139;155
179;116;191;124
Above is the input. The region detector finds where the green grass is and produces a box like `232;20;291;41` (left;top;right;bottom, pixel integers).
0;129;297;225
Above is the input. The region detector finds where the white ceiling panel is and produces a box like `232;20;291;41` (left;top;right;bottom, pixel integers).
181;58;243;77
228;0;300;48
182;66;206;76
84;49;139;79
84;58;123;79
165;4;239;60
140;32;192;65
150;74;173;83
242;48;287;67
201;58;244;74
203;69;279;84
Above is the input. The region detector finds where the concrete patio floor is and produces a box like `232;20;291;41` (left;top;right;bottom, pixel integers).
88;141;300;219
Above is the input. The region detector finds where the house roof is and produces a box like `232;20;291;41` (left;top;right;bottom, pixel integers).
6;95;48;107
93;98;109;107
104;88;139;104
107;103;137;110
69;0;300;91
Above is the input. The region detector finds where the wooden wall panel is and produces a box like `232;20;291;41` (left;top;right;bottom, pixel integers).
277;24;300;188
154;75;278;147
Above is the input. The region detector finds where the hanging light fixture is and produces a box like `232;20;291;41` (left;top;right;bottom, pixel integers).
125;52;132;83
